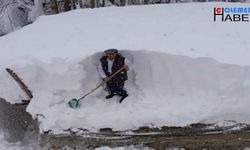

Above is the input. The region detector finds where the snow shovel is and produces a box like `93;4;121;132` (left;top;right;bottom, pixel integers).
68;65;126;108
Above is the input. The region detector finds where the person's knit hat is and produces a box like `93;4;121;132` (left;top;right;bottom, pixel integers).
104;48;118;54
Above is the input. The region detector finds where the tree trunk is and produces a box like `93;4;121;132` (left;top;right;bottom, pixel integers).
96;0;100;8
90;0;95;8
64;0;71;11
50;0;59;14
120;0;125;6
78;0;83;8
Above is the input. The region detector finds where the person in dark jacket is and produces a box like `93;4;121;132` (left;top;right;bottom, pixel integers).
97;49;132;103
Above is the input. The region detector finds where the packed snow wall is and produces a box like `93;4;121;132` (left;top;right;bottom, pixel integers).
1;50;250;133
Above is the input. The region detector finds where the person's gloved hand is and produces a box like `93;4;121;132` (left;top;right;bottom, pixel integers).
124;65;129;70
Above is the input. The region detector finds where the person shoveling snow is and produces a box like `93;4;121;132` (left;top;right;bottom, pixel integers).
68;49;133;108
97;49;133;103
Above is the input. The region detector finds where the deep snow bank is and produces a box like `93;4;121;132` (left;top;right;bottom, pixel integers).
4;50;250;133
1;3;250;133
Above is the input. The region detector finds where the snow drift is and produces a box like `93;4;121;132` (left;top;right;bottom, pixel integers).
1;2;250;133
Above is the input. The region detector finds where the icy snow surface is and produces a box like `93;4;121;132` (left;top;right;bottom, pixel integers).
1;2;250;133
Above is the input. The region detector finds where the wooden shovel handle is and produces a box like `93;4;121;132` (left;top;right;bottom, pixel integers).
78;65;126;101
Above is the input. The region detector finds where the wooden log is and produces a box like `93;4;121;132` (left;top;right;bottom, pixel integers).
6;68;33;100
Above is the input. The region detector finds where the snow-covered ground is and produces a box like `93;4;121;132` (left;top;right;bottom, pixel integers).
1;2;250;133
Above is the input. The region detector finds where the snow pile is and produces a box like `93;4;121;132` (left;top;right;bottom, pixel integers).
1;3;250;133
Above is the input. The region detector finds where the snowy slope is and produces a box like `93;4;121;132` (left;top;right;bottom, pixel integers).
1;3;250;133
